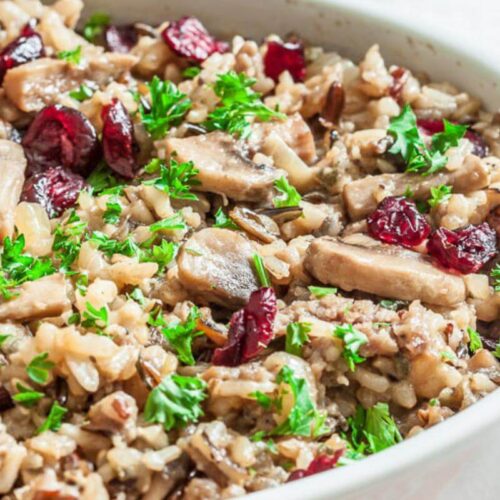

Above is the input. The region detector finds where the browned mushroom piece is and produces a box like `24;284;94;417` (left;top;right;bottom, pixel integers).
343;155;490;220
177;228;259;308
229;206;280;243
305;234;466;307
166;132;279;202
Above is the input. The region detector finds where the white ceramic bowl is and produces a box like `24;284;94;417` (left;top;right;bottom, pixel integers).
82;1;500;498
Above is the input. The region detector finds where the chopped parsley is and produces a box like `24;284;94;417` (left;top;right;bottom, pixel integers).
88;231;141;258
87;164;123;196
52;211;87;273
83;12;110;42
0;334;11;346
251;391;273;409
36;401;68;434
81;302;109;330
57;46;82;65
103;198;123;224
428;185;452;208
12;383;44;407
273;176;302;208
26;352;55;385
495;343;500;359
440;350;456;362
285;322;312;357
150;213;187;232
379;299;406;311
0;234;56;299
182;66;201;79
144;374;207;431
253;254;271;288
213;208;239;230
388;105;466;176
143;158;200;201
146;240;178;271
333;324;368;371
159;307;203;366
467;326;483;353
204;71;285;138
140;76;192;140
69;84;94;102
491;263;500;292
308;285;337;298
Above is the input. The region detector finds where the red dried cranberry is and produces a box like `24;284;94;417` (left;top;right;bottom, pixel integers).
22;166;86;218
288;451;343;482
104;25;138;53
22;105;99;176
389;66;409;103
264;41;306;82
417;119;488;158
427;223;497;274
0;23;45;83
212;288;277;366
367;196;431;248
161;17;229;63
101;98;138;179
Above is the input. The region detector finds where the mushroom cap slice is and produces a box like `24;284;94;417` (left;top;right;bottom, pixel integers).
305;235;466;307
177;228;259;308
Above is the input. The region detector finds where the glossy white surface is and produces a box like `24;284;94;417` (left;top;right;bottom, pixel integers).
83;1;500;498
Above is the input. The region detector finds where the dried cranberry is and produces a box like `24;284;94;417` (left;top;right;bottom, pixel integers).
104;25;138;53
367;196;431;248
417;119;488;158
212;288;277;366
22;105;99;176
0;23;45;83
427;223;497;274
101;98;138;178
22;166;86;218
288;451;343;482
161;16;229;63
264;41;306;82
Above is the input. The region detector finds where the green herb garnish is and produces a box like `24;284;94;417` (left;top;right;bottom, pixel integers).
273;176;301;208
144;374;207;431
0;334;11;346
26;352;55;385
150;213;187;233
87;164;123;196
333;324;368;371
182;66;201;79
83;12;110;42
140;76;192;140
491;264;500;292
69;84;94;102
428;185;452;208
12;383;44;407
308;286;337;298
88;231;141;258
36;401;68;434
81;302;109;330
213;208;239;230
253;254;271;288
146;240;178;271
52;211;87;273
285;322;312;357
467;326;483;353
204;71;285;138
57;46;82;65
103;198;122;224
250;391;273;409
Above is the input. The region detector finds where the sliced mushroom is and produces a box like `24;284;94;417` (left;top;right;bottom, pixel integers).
0;274;71;321
343;155;490;220
258;206;303;224
305;235;466;307
166;132;279;202
0;140;26;239
250;113;316;163
177;228;259;308
229;206;279;243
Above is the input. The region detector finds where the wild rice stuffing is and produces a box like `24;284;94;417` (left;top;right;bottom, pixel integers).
0;1;498;499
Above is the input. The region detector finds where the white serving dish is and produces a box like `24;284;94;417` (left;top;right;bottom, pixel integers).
82;1;500;498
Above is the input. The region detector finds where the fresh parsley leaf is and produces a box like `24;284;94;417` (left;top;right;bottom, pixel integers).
253;254;271;288
36;401;68;434
495;343;500;359
213;208;239;230
82;302;109;329
388;105;466;176
12;383;44;407
379;299;406;311
103;198;122;224
271;366;327;437
0;334;11;346
428;185;452;208
250;430;267;442
67;312;81;325
87;164;123;195
273;176;302;208
308;286;337;298
183;66;201;79
57;46;82;65
150;213;187;232
83;12;110;42
128;287;146;305
52;211;87;273
140;76;191;139
251;391;273;409
143;158;200;200
88;231;141;258
26;352;55;385
144;240;178;271
333;324;368;371
75;273;89;296
69;84;94;102
467;326;483;353
491;263;500;292
285;322;311;357
204;71;285;138
440;350;456;362
144;374;207;431
429;398;439;407
160;307;203;365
